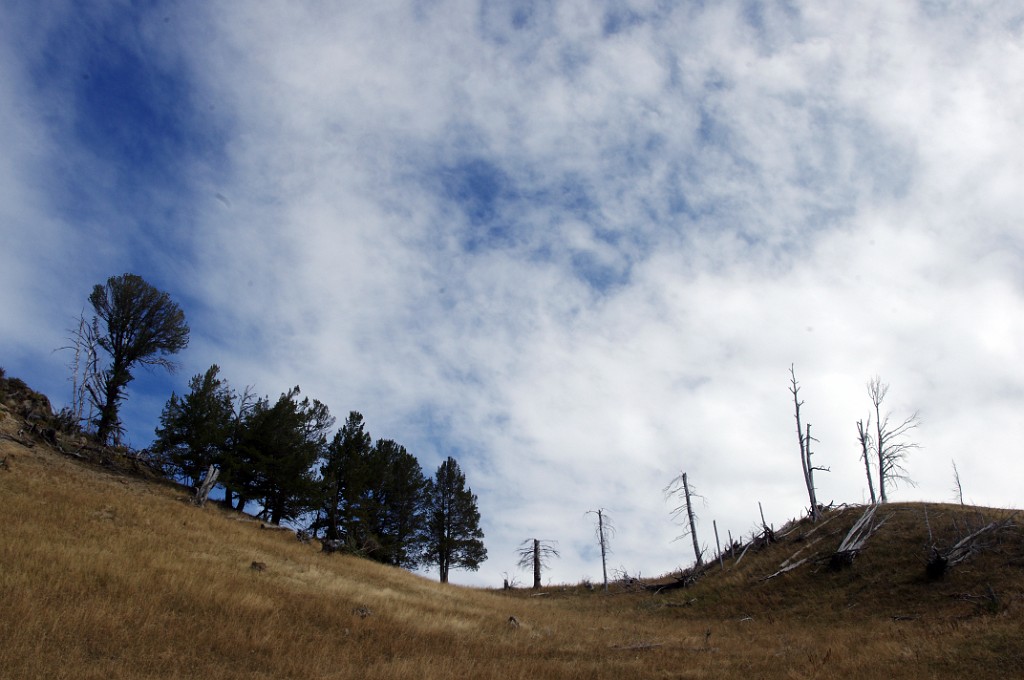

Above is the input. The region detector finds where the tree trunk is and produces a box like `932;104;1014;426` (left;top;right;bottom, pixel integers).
874;397;887;502
683;473;702;567
95;368;127;445
713;520;723;569
598;510;608;592
193;464;219;506
790;367;820;521
857;419;877;504
325;481;341;541
804;423;820;520
533;538;541;588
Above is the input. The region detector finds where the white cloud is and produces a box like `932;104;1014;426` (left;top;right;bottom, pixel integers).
3;1;1023;585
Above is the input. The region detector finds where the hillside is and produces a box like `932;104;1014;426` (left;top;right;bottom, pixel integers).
1;378;1023;679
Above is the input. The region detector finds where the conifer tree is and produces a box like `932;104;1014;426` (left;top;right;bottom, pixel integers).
236;387;333;524
88;273;189;445
422;457;487;583
152;365;233;488
319;411;372;542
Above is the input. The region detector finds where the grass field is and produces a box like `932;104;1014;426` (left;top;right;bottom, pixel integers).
1;400;1022;679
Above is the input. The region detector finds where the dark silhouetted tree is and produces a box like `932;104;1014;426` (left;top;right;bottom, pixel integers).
319;411;373;543
236;387;334;524
422;457;487;583
360;439;429;567
88;274;189;445
152;364;234;489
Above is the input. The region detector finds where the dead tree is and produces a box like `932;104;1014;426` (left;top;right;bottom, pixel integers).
59;312;104;432
713;520;724;569
867;376;921;502
664;471;703;567
789;366;827;521
925;516;1015;580
951;460;965;506
193;464;219;506
586;509;615;592
829;505;890;570
516;539;560;589
856;418;877;504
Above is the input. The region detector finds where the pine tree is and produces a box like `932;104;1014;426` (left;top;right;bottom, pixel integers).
152;365;234;488
362;439;428;567
235;387;333;525
422;457;487;583
319;412;373;543
88;273;189;445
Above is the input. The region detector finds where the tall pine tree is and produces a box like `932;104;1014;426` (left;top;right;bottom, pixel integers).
422;457;487;583
364;439;428;568
236;387;333;524
319;411;372;542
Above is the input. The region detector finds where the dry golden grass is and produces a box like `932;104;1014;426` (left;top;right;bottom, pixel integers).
2;403;1023;679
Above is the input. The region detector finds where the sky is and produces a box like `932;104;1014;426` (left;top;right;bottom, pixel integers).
2;0;1023;587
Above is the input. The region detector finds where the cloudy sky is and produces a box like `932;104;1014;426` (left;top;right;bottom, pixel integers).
3;1;1023;586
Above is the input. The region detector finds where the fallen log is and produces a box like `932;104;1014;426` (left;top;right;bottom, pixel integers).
762;556;815;581
926;516;1016;579
260;522;295;532
827;505;890;570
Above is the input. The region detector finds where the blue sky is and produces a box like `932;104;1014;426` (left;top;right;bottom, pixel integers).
3;0;1023;586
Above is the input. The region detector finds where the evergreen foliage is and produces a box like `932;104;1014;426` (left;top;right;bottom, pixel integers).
422;456;487;583
147;370;481;578
361;439;428;568
234;387;334;525
153;365;234;488
319;412;373;543
88;273;189;445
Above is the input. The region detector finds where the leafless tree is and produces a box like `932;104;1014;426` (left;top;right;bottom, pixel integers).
58;311;104;432
951;459;965;506
585;508;615;592
664;471;704;567
789;366;828;520
856;417;877;504
516;539;560;589
867;376;920;502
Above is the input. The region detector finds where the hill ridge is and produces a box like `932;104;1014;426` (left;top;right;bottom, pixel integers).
2;374;1023;678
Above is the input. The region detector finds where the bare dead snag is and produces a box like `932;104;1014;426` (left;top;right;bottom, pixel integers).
517;539;560;588
790;366;828;521
586;509;615;592
856;418;877;504
867;376;920;502
713;520;724;569
664;472;704;567
192;464;219;507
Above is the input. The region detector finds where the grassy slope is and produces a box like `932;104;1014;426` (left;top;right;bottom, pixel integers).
1;400;1022;680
